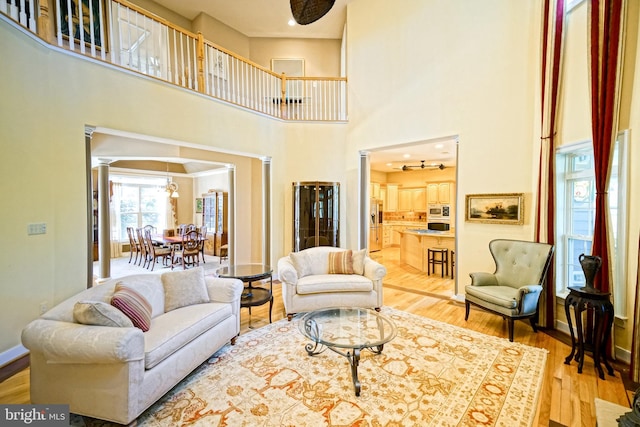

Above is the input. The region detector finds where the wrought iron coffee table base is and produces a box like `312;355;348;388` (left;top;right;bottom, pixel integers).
304;341;385;396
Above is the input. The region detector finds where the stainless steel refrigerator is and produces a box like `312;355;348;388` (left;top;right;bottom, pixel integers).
369;199;383;252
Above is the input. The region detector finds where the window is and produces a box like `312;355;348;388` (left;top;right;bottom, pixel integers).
110;176;168;242
555;132;629;317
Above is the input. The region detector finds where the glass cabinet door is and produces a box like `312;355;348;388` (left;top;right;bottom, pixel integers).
293;181;339;252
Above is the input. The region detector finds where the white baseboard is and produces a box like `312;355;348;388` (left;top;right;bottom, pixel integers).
450;294;465;303
555;319;630;364
0;344;28;368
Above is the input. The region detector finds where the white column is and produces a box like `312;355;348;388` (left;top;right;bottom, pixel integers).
262;157;271;266
97;159;111;280
227;165;235;266
359;152;370;251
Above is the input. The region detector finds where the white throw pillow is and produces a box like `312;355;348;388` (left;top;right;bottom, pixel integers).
289;251;311;278
161;266;210;312
73;301;134;328
352;249;367;275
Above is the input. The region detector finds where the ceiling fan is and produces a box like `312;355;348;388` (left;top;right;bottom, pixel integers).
394;160;445;171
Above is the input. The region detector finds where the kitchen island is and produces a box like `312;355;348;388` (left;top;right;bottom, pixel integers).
400;229;455;273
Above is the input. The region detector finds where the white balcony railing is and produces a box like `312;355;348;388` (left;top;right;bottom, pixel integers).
1;0;347;121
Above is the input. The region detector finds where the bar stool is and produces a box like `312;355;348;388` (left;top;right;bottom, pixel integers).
427;247;448;277
451;250;455;279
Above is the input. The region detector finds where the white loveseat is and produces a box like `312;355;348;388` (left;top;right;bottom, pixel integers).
21;267;243;425
277;246;386;320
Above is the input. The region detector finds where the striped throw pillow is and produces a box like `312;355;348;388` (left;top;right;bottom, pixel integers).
111;283;152;331
328;250;354;274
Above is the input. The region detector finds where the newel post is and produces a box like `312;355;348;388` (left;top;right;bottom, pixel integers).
196;32;205;93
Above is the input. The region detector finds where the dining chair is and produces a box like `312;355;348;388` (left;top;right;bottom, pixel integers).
198;226;207;263
135;228;151;268
126;227;141;264
144;229;172;271
171;230;201;270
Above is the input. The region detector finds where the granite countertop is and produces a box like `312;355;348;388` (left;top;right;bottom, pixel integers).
400;229;455;238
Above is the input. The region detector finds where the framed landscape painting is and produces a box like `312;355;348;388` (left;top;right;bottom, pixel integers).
465;193;524;225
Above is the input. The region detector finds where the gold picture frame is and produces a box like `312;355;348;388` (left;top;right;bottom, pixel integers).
465;193;524;225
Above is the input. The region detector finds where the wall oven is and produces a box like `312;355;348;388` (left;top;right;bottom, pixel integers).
428;204;450;220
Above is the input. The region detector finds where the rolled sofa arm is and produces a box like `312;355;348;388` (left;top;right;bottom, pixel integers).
277;257;298;285
469;272;499;286
22;319;144;364
363;257;386;281
206;277;244;303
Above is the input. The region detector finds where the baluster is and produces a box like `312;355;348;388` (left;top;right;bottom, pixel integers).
171;29;178;84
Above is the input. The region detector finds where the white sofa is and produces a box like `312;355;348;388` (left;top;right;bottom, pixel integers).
21;267;243;425
278;246;386;320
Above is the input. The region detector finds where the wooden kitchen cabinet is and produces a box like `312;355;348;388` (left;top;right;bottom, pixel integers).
399;188;426;211
427;182;453;204
412;188;426;211
380;187;387;211
386;184;398;212
398;189;412;211
382;224;391;248
370;182;381;199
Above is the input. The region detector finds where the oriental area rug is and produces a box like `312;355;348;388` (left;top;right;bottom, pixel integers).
78;307;548;426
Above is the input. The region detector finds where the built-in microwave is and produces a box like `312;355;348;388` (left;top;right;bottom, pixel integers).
428;204;450;219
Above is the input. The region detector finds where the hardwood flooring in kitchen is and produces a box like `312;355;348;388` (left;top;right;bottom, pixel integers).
369;246;456;299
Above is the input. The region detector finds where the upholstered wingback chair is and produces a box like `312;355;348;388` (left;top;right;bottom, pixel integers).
465;239;554;342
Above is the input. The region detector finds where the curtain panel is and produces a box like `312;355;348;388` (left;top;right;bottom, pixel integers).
536;0;565;328
588;0;624;295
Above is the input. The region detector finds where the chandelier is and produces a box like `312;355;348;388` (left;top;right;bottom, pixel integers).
165;163;179;198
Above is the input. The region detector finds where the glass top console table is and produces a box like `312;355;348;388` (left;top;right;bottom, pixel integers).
298;307;397;396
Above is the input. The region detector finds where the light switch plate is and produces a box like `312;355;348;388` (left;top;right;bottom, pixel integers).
28;223;47;235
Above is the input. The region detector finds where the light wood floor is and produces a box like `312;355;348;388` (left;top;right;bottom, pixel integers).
0;247;631;426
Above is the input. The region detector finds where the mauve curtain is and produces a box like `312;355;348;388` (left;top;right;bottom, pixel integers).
587;0;624;361
588;0;624;295
536;0;565;328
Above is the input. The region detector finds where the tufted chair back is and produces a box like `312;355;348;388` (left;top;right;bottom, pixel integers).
491;239;554;289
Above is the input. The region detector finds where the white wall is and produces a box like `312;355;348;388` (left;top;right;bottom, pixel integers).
345;0;543;295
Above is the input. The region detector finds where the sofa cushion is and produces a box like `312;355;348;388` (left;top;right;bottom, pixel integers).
161;267;210;312
296;274;374;295
144;302;232;369
73;301;134;328
352;249;367;275
328;250;353;274
111;283;152;332
465;285;519;309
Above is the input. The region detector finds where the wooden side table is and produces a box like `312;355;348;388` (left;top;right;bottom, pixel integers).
564;286;615;379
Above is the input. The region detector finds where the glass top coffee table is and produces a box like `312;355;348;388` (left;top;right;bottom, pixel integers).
298;307;397;396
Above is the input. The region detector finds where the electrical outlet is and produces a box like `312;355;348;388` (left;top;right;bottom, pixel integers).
39;301;48;315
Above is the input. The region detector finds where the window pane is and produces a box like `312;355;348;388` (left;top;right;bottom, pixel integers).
120;186;139;213
567;238;592;288
570;153;592;172
121;214;138;240
569;179;595;236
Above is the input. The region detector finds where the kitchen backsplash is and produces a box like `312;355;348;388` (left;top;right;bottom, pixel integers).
384;211;428;222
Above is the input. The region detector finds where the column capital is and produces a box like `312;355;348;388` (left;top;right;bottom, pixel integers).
85;125;96;138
